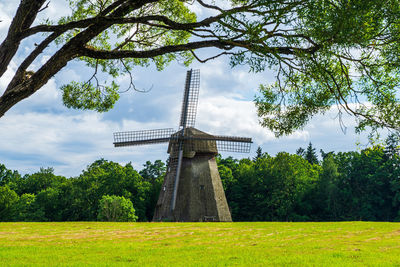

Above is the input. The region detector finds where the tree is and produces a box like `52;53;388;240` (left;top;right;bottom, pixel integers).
18;168;66;195
2;1;400;136
74;159;150;221
383;134;400;220
139;160;166;221
0;164;21;190
139;160;166;184
35;187;64;221
314;154;340;220
305;142;319;165
98;195;137;222
384;132;400;159
296;143;319;164
296;147;305;158
14;193;45;222
254;1;400;135
260;153;320;221
0;185;19;221
320;149;334;160
223;153;319;221
253;146;266;161
334;147;398;221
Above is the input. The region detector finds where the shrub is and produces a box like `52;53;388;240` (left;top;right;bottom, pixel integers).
98;195;137;222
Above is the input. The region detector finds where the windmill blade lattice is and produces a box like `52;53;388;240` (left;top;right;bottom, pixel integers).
113;128;175;147
170;69;200;211
215;137;252;153
179;69;200;128
176;135;252;153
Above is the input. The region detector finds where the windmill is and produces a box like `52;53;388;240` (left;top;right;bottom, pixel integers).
113;69;252;222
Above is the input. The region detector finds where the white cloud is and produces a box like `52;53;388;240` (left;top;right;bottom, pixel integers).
197;95;309;144
4;76;63;114
0;7;12;33
196;93;369;155
186;1;204;17
198;57;226;80
0;60;17;94
35;0;71;24
45;0;71;19
0;109;176;176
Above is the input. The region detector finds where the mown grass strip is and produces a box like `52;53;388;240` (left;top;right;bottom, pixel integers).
0;222;399;266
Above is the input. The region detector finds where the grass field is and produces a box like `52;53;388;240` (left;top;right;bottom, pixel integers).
0;222;399;266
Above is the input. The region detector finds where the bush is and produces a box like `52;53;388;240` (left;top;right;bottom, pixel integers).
97;195;137;222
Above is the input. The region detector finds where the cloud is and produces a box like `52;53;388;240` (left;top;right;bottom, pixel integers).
196;95;294;143
0;1;17;35
0;60;17;95
0;107;180;177
0;9;11;33
197;95;276;142
186;1;204;17
35;0;71;24
4;76;63;114
196;93;368;155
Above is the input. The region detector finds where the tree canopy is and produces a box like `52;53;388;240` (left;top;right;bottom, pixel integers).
0;136;400;222
1;0;400;135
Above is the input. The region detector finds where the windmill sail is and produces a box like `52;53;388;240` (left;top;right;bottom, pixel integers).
178;135;252;153
179;69;200;128
215;138;252;153
171;69;200;212
113;128;175;147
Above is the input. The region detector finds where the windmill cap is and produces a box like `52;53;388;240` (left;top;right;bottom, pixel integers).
167;127;218;158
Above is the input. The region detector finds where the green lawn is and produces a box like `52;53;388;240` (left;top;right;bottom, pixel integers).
0;222;399;266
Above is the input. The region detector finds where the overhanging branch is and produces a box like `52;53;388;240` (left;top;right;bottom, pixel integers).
79;40;236;59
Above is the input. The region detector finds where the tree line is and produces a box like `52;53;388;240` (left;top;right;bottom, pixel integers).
220;136;400;222
0;159;163;222
0;135;399;222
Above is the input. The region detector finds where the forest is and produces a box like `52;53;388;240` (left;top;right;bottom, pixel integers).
0;134;399;222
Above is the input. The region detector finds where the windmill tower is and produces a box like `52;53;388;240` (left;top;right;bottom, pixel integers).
113;69;252;222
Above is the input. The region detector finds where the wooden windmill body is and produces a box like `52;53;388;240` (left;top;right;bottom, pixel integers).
113;70;252;222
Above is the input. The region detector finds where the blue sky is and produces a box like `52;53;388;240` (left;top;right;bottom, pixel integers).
0;1;370;177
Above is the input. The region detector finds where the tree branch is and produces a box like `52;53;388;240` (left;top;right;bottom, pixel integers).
79;40;235;59
0;0;47;77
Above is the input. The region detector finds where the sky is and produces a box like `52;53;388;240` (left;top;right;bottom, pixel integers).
0;0;371;177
